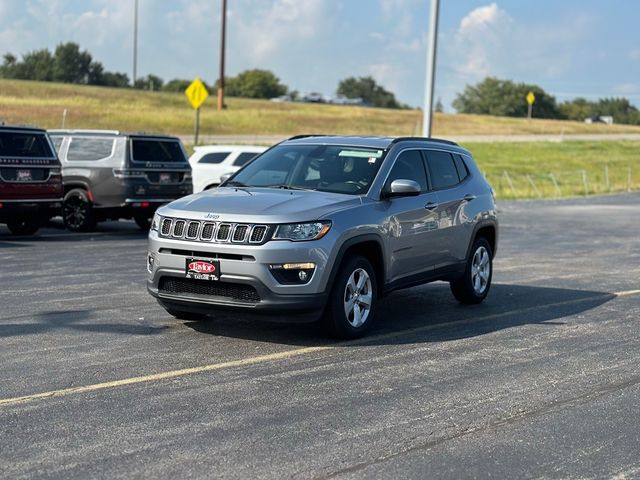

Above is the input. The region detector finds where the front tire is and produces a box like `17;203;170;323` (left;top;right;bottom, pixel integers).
63;189;96;232
324;255;377;339
6;219;40;235
450;237;493;304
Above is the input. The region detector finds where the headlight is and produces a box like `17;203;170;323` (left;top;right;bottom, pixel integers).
151;212;161;231
273;222;331;241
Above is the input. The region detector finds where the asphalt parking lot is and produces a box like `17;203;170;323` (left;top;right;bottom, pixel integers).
1;193;639;479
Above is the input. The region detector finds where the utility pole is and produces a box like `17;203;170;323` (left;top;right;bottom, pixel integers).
422;0;440;137
133;0;139;86
217;0;227;111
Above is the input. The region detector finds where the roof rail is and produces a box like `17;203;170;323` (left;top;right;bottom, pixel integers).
48;129;121;135
287;134;335;141
391;136;459;146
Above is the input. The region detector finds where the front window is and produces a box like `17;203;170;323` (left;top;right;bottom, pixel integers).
227;144;386;195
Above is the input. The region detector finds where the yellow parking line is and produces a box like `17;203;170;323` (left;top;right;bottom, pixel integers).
1;289;638;408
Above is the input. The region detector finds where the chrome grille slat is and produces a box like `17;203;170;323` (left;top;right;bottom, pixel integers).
186;221;200;239
158;218;268;244
232;225;249;243
161;218;172;236
216;223;232;242
201;223;216;240
172;220;186;238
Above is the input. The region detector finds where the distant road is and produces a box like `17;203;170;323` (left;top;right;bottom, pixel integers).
180;133;640;146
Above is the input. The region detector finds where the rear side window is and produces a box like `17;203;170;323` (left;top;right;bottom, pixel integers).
131;139;186;163
67;137;114;161
454;154;469;181
386;150;428;191
424;150;459;190
233;152;259;167
0;131;54;158
198;152;230;164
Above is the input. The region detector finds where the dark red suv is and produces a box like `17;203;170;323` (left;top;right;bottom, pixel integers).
0;126;63;235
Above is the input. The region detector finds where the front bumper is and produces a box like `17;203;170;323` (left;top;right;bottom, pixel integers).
146;229;335;322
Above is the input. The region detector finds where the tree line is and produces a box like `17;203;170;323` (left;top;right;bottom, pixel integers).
453;77;640;125
0;42;403;108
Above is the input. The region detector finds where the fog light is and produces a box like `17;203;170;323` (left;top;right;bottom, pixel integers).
298;270;308;281
282;262;315;270
147;253;155;273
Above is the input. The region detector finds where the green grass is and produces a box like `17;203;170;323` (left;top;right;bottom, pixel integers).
2;79;639;199
3;79;640;136
465;141;640;199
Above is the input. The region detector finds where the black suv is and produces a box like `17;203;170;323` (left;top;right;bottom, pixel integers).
0;126;63;235
49;130;192;231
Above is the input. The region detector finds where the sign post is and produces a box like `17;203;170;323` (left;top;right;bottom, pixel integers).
185;78;210;146
526;91;535;120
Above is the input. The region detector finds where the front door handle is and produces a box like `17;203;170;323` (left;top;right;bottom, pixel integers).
463;194;477;201
424;202;439;210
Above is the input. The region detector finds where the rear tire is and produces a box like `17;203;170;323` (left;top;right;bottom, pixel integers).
6;219;40;235
63;189;96;232
450;237;493;304
324;255;377;339
133;214;152;230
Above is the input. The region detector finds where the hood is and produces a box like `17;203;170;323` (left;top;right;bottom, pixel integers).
160;187;362;223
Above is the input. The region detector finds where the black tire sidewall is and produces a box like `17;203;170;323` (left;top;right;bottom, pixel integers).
326;256;378;339
7;219;40;235
63;189;95;232
458;237;493;303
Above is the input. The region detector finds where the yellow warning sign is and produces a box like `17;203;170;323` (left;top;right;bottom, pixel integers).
526;91;535;105
185;78;209;110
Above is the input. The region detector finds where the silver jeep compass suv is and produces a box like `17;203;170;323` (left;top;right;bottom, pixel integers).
147;135;498;338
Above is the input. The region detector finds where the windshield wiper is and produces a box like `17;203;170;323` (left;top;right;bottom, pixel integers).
265;184;315;191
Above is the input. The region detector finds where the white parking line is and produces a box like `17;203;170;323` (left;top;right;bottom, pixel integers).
0;289;638;408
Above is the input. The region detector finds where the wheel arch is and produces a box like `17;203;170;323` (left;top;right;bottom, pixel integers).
325;234;386;298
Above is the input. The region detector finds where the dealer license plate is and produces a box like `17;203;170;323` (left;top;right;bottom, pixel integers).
185;258;220;281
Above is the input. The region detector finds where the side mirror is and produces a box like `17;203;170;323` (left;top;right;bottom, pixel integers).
383;179;421;198
219;172;234;184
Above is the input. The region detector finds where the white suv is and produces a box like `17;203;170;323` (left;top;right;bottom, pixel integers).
189;145;266;193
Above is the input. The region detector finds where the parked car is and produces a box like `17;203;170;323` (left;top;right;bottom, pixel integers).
147;135;498;338
49;130;192;231
0;125;63;235
188;145;266;193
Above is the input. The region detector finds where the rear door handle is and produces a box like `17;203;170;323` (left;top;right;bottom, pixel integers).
424;202;439;210
463;194;476;201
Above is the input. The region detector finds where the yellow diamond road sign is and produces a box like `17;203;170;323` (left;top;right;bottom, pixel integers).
185;78;209;110
526;91;535;105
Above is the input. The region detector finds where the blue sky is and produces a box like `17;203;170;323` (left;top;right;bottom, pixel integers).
1;0;639;109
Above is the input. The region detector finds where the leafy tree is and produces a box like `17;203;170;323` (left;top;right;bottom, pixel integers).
558;97;593;121
163;78;192;92
52;42;92;83
453;77;561;119
337;76;400;109
224;69;287;99
134;74;164;91
102;71;130;88
435;97;444;113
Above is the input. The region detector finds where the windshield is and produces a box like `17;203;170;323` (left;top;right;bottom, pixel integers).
131;138;187;163
227;144;386;195
0;131;55;158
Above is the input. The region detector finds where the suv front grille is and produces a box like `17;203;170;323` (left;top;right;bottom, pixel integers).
158;277;260;303
158;217;269;245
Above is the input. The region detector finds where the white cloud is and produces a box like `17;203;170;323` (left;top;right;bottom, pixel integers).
629;49;640;61
234;0;327;62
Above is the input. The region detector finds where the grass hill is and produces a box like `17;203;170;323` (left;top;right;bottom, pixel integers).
2;79;640;137
2;79;639;199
